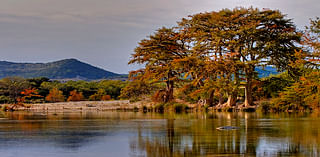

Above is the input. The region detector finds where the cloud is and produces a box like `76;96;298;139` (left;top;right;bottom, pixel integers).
0;0;319;73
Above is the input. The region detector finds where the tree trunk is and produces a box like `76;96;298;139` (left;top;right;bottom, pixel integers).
217;92;224;106
225;92;237;107
164;71;174;103
207;90;215;106
244;65;254;107
225;70;240;107
165;80;174;103
244;76;253;107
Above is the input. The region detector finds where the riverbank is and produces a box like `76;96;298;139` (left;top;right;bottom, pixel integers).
1;100;259;112
2;100;190;112
3;100;133;111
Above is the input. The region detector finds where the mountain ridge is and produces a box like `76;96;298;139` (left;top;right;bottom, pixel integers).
0;59;122;80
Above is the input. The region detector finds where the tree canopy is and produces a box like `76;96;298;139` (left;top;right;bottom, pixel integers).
125;7;301;107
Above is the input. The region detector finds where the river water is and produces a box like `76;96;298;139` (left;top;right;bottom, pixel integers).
0;111;319;157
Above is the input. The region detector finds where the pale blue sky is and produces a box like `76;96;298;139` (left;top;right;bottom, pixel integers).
0;0;319;73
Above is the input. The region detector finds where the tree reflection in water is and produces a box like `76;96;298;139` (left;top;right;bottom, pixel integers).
130;112;320;157
0;111;320;156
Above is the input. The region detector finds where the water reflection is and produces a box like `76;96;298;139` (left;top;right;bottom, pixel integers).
0;111;319;156
129;112;320;156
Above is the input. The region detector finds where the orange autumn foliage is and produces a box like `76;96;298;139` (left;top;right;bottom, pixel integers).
101;95;111;101
45;88;65;102
17;88;42;104
89;89;111;101
67;90;84;101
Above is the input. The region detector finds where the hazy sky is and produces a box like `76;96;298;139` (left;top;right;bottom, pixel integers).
0;0;319;73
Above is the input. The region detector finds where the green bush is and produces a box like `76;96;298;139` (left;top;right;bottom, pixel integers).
129;97;141;103
258;101;272;112
0;96;13;104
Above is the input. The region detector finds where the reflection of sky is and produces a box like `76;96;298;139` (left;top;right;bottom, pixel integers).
256;136;320;156
0;135;131;157
180;135;193;150
256;137;292;156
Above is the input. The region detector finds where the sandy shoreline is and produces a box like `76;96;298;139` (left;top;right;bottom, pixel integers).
9;100;135;111
3;100;258;112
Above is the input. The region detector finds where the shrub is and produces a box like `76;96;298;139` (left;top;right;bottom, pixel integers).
45;88;65;102
151;90;166;102
101;95;111;101
142;105;148;112
89;89;111;101
67;90;84;101
0;96;12;104
133;106;139;112
154;103;165;112
258;101;272;112
173;103;188;113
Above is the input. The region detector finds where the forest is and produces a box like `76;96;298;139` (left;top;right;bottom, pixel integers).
0;77;127;105
120;7;320;112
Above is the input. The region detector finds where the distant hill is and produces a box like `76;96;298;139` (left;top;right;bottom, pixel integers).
0;59;122;80
0;59;277;80
256;66;278;78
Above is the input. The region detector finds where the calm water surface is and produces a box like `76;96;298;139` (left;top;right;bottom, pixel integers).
0;111;319;157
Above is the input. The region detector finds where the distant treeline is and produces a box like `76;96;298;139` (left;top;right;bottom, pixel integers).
0;77;127;104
